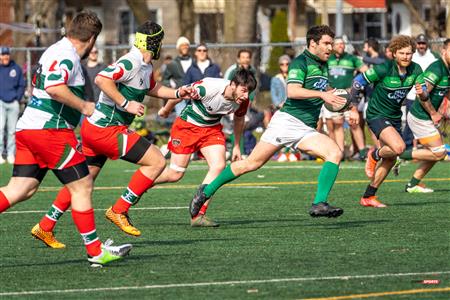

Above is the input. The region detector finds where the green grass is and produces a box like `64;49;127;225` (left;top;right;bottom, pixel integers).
0;160;449;299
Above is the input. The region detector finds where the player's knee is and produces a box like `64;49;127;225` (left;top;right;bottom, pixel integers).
155;156;166;172
433;150;447;161
211;161;226;173
393;144;406;156
325;148;343;164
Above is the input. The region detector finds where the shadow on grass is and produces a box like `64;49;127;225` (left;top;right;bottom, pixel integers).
390;200;450;207
0;254;163;269
131;238;234;247
301;219;391;229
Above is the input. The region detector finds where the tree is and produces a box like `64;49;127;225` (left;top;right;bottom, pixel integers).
176;0;195;41
267;9;289;76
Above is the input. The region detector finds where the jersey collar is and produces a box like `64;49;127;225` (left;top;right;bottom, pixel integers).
304;49;325;65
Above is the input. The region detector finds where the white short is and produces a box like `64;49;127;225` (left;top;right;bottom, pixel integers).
321;104;351;120
260;111;319;148
407;113;439;140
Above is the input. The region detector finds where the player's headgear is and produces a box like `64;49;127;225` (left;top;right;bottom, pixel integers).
134;21;164;60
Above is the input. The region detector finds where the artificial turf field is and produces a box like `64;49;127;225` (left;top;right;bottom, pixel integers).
0;159;449;299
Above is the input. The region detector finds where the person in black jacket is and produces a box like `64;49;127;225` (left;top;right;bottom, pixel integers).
184;43;221;85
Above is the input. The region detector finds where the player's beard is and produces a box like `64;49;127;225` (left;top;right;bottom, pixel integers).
81;40;95;60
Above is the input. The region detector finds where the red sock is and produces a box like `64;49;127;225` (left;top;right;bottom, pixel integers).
71;208;102;257
0;191;11;213
39;187;71;231
112;169;154;214
199;202;209;216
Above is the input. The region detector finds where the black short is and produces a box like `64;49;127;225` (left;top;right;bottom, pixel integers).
121;136;152;163
12;162;89;185
367;117;402;139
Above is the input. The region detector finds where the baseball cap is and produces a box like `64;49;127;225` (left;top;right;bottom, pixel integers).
0;47;10;55
416;34;428;44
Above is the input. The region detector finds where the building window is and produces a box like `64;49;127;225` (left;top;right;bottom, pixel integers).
365;13;382;39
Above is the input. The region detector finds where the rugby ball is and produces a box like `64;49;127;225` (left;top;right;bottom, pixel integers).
324;89;351;112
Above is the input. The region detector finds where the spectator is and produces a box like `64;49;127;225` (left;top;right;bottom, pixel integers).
363;38;386;66
83;46;106;101
154;55;172;82
162;36;192;115
184;43;221;85
270;54;290;109
0;46;25;164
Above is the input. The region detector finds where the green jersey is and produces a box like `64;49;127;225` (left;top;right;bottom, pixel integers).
410;58;449;121
280;49;328;128
328;52;363;89
364;60;423;121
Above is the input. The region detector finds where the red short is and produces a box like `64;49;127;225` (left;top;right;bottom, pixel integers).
80;118;141;160
168;117;225;155
15;129;85;169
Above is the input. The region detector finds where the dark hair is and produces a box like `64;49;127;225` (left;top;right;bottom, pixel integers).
237;49;252;59
136;21;163;36
365;37;379;53
443;39;450;49
306;25;335;47
196;42;208;50
231;68;257;93
66;10;102;42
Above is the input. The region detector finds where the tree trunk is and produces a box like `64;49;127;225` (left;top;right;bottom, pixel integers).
126;0;151;25
176;0;195;41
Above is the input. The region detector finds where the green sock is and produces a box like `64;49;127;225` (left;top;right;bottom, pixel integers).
359;148;368;158
313;161;339;204
408;176;421;187
399;149;413;160
204;164;239;198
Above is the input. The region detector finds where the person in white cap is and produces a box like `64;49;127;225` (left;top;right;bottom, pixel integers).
162;36;193;115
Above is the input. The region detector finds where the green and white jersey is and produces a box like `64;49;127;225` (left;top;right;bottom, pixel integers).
364;60;424;121
17;37;85;130
280;49;329;128
179;78;248;127
328;52;363;89
88;46;156;127
410;58;450;121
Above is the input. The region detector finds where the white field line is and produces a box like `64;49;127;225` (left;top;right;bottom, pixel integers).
1;271;449;297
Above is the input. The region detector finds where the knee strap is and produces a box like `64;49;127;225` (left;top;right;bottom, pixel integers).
169;162;186;173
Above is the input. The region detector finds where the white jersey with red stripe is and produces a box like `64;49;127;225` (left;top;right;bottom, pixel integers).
179;78;249;127
17;37;85;130
88;46;156;127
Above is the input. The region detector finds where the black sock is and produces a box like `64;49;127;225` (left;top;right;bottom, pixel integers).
363;185;378;198
371;149;381;161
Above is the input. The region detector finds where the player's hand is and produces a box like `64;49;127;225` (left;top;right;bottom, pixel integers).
431;111;443;126
348;107;360;126
322;89;346;106
178;86;199;100
81;101;95;117
231;144;242;162
126;101;145;117
158;106;171;118
415;83;428;100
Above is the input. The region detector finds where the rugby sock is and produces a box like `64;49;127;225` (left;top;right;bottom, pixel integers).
39;187;71;231
0;191;10;213
363;185;378;198
407;176;421;187
71;208;101;257
112;169;154;214
199;201;209;215
359;148;368;159
313;161;339;204
372;148;381;161
399;149;413;160
204;164;238;198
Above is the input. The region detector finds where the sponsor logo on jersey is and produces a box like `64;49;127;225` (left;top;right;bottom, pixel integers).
387;89;408;102
172;139;181;146
313;78;328;91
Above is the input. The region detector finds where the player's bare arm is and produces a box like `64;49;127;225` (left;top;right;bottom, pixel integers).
95;75;145;117
46;85;95;116
415;81;442;125
155;83;198;118
231;115;245;161
287;83;346;106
